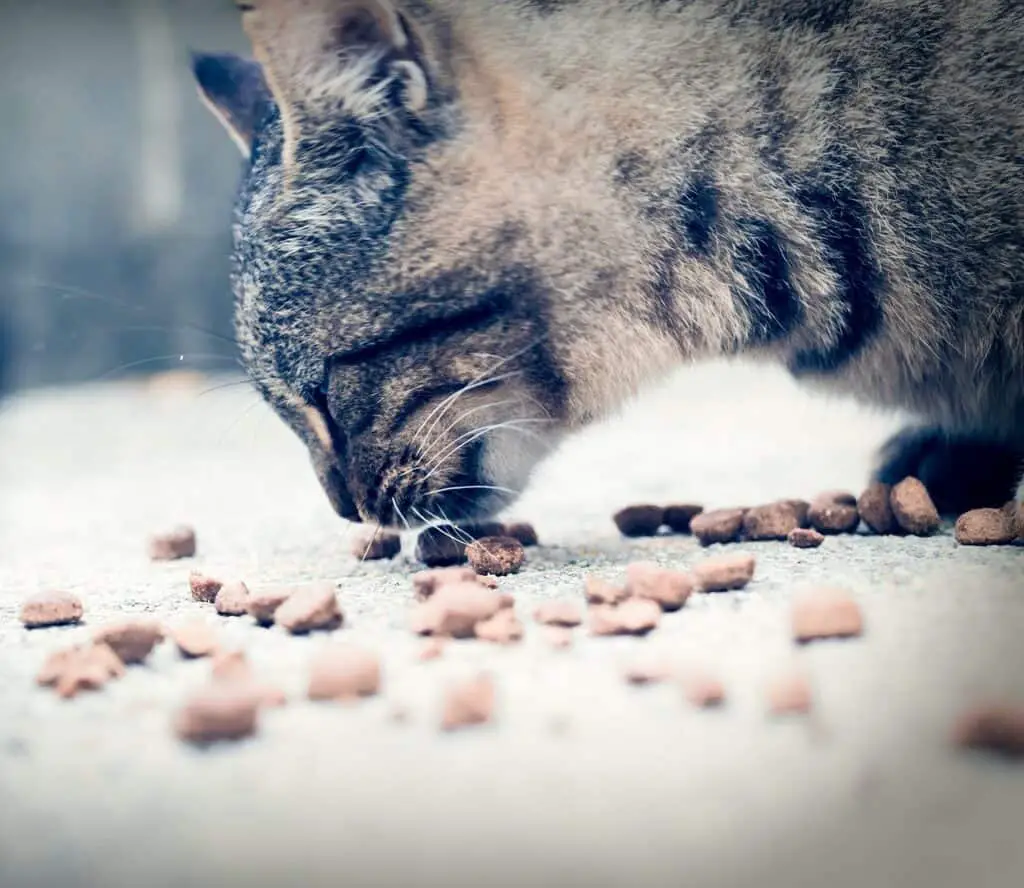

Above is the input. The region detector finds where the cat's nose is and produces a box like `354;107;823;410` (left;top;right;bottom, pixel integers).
310;450;362;522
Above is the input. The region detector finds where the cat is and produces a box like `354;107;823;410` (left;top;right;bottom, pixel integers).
191;0;1024;530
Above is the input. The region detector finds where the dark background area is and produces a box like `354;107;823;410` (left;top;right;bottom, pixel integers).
0;0;250;396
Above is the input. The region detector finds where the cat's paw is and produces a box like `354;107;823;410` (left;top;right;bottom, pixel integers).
873;426;1023;517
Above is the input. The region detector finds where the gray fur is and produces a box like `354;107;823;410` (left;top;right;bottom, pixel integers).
193;0;1024;525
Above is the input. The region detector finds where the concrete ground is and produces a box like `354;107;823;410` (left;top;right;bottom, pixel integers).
1;359;1022;888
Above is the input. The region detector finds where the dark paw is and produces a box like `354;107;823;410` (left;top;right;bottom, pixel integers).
874;427;1022;517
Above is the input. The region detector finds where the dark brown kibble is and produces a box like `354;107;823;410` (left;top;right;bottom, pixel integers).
858;483;895;534
247;589;292;626
465;536;525;576
890;477;941;536
474;608;524;644
624;562;695;611
441;674;496;731
149;526;197;561
308;646;382;700
19;591;84;628
273;584;343;634
351;529;402;560
175;686;259;744
414;525;467;567
459;521;507;540
767;672;813;715
93;621;164;665
952;704;1024;757
215;581;251;616
742;502;801;541
411;582;505;639
613;505;665;537
782;500;812;528
502;522;539;547
954;508;1017;546
188;572;222;604
589;599;662;637
693;554;756;592
534;599;584;627
788;527;825;549
808;491;860;534
663;504;704;534
792;589;864;642
690;509;745;545
583;575;630;606
168;622;220;659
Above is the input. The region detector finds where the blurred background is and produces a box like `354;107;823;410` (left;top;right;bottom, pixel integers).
0;0;250;397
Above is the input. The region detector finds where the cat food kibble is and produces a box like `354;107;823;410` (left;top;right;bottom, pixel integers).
589;598;662;637
214;581;251;616
742;502;801;541
168;622;220;659
788;527;825;549
783;499;812;527
767;672;813;715
414;525;468;566
624;562;695;611
93;621;164;665
351;529;401;560
693;553;756;592
38;644;125;698
583;575;630;606
690;508;745;545
411;582;505;639
308;646;382;700
175;685;260;744
149;526;197;561
210;650;251;683
474;608;524;644
502;522;539;547
613;505;665;537
533;600;583;627
247;589;292;626
890;477;941;536
466;536;525;576
858;482;895;534
441;674;496;731
19;591;84;628
663;504;704;534
952;704;1024;757
188;572;222;604
679;672;726;708
412;566;497;601
792;589;863;642
954;508;1017;546
807;491;860;534
273;584;343;634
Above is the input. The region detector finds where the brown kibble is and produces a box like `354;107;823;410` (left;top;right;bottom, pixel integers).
583;575;630;606
273;584;343;634
308;646;381;700
93;620;164;664
693;553;756;592
890;477;941;536
168;622;220;659
624;562;695;611
624;656;673;685
663;504;704;534
149;526;197;561
175;685;259;744
474;608;524;644
210;649;251;683
56;659;111;699
788;527;825;549
613;505;665;537
808;491;860;534
690;508;745;545
412;566;483;601
188;572;222;604
792;589;864;642
418;638;447;661
411;582;505;639
742;502;801;541
767;672;813;715
952;704;1024;758
954;508;1017;546
502;522;539;547
465;536;525;576
414;525;467;567
351;529;401;560
247;589;292;626
589;598;662;637
533;599;583;627
679;672;726;708
38;643;124;695
19;590;84;628
782;500;812;528
214;581;251;616
544;627;574;649
441;674;495;731
858;482;896;534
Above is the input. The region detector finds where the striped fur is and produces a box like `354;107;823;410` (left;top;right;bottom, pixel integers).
193;0;1024;525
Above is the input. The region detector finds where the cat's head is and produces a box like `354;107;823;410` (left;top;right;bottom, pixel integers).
193;0;678;527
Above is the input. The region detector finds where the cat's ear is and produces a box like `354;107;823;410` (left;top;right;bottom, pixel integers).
191;52;269;157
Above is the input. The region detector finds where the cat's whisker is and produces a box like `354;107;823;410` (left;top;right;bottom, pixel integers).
427;484;519;499
414;397;519;471
418;418;553;483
